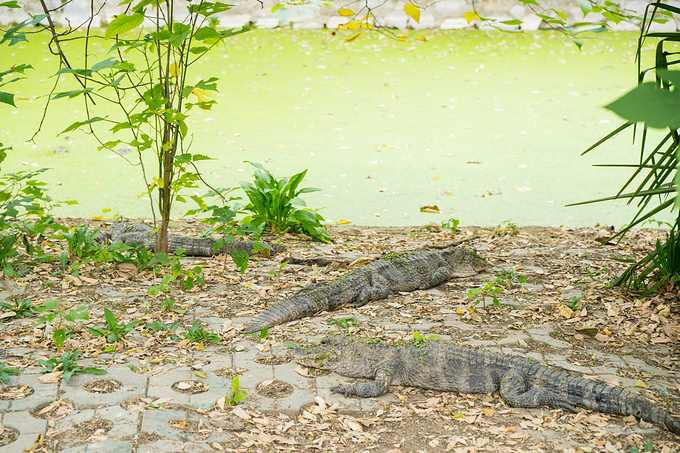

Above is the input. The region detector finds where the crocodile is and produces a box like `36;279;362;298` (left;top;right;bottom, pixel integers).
243;246;486;333
96;221;282;257
294;336;680;435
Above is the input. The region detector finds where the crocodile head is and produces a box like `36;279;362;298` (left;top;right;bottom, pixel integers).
444;247;487;277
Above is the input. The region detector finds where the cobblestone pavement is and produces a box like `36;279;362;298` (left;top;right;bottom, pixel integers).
1;311;677;452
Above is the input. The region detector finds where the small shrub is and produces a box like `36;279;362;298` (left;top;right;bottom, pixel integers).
240;162;330;242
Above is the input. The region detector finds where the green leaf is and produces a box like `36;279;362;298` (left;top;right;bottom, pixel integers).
58;116;106;136
551;8;567;21
577;0;592;16
0;2;21;8
605;81;680;129
105;13;144;38
50;88;93;100
1;14;47;46
90;58;119;72
517;0;538;5
170;23;191;47
0;91;15;107
188;1;233;16
53;329;66;350
81;367;108;375
194;27;222;41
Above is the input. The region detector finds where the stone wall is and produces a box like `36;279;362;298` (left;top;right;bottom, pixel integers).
2;0;677;31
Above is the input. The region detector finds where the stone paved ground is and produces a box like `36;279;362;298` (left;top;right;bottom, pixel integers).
0;224;679;452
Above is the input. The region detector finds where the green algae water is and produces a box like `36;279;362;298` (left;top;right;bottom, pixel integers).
0;29;670;227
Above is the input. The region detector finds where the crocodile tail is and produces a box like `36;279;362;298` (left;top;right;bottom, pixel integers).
167;237;215;257
243;294;328;334
555;373;680;434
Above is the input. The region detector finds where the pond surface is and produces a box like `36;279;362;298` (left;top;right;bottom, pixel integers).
1;29;672;227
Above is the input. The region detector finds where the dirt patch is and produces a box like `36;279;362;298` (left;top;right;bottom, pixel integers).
83;379;123;394
0;384;34;400
257;379;294;398
0;425;19;447
137;431;162;444
171;380;210;394
214;367;247;379
48;418;114;451
31;400;73;420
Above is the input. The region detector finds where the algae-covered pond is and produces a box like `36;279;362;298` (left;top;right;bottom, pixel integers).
1;29;670;227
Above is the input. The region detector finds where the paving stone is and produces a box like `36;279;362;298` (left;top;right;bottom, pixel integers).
148;368;195;405
140;409;186;439
200;355;233;373
0;410;47;453
136;439;187;453
83;440;134;452
96;405;140;438
273;361;315;391
58;445;88;453
2;409;47;433
384;322;410;331
7;372;59;412
59;366;147;409
409;321;442;331
231;360;273;389
621;355;672;376
442;316;476;330
0;432;40;453
462;339;497;348
273;392;315;415
52;408;97;431
543;354;593;374
188;374;231;409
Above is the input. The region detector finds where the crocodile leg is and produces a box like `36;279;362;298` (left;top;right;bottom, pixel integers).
422;266;455;289
352;274;390;308
498;373;579;413
331;360;395;397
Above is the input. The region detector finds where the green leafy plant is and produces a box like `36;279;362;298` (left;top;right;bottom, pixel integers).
239;162;330;243
88;308;140;343
615;229;680;295
246;327;269;340
0;145;66;275
495;269;528;288
180;320;220;344
468;278;503;308
441;218;460;233
268;260;289;279
223;375;248;406
571;2;680;293
34;300;90;350
0;232;19;277
0;361;20;384
0;297;35;320
37;350;106;384
60;226;104;264
563;296;581;311
495;220;519;237
148;250;205;295
629;439;654;453
145;320;181;341
576;267;611;287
